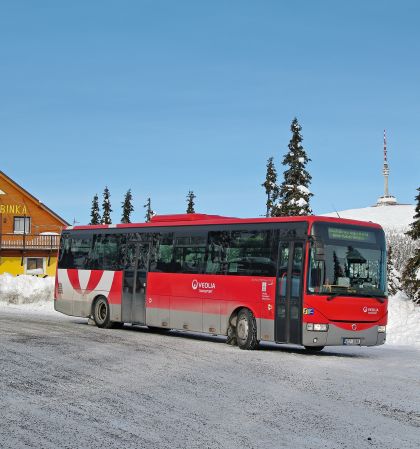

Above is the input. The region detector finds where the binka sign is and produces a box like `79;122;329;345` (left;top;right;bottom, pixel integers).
191;279;216;293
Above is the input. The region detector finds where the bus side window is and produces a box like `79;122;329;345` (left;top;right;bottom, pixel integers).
277;243;289;296
58;233;73;269
173;234;207;274
71;234;93;270
151;233;174;272
291;244;303;297
227;230;277;276
90;234;124;270
206;231;230;274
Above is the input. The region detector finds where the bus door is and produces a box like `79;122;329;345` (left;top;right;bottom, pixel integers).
275;241;304;344
122;241;150;324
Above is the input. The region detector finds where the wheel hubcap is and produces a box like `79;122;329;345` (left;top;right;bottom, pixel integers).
237;318;248;341
97;301;107;323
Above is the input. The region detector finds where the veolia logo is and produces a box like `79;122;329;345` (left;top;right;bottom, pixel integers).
191;279;216;291
363;306;379;314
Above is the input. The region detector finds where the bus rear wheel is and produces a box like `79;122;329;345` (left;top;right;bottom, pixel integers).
93;296;114;329
236;309;259;350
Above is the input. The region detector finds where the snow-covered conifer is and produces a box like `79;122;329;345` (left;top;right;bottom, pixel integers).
90;193;101;225
261;157;278;217
401;187;420;303
273;118;313;216
101;186;112;224
186;190;196;214
144;197;155;222
121;189;134;223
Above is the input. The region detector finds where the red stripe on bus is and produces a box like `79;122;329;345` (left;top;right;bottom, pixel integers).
108;271;123;304
67;269;81;294
85;270;104;294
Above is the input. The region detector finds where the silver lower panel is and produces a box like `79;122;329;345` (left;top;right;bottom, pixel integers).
302;323;386;347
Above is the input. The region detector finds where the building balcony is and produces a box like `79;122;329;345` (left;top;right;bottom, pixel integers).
0;233;60;251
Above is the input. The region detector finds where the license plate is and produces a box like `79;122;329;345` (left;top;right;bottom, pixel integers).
343;338;361;345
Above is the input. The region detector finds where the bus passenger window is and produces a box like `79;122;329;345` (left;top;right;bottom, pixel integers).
228;230;276;276
152;233;174;272
90;234;123;270
207;231;230;274
291;244;303;297
173;234;207;274
70;235;93;270
58;233;73;269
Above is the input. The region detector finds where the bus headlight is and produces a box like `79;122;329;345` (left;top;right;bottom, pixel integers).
378;326;386;333
306;323;328;332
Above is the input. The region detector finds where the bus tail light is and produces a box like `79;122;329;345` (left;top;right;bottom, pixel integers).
306;323;328;332
378;326;386;333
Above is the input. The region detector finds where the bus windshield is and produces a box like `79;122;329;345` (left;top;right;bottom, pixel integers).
308;222;387;297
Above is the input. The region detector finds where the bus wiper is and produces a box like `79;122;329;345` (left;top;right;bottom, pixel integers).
353;294;386;303
327;293;386;303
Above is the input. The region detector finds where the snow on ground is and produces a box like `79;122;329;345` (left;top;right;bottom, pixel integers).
323;204;415;231
387;291;420;346
0;273;57;315
1;274;419;347
1;311;419;449
0;273;54;304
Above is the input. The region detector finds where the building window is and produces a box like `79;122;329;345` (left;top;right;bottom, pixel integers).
14;216;31;234
25;257;45;275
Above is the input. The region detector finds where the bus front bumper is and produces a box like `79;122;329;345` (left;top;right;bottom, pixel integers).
302;323;386;347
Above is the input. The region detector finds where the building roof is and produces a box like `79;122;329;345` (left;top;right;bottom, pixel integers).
0;170;69;226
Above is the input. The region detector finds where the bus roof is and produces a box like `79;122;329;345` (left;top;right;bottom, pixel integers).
66;213;383;231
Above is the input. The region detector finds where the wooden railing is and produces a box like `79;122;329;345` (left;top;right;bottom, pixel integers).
0;233;60;251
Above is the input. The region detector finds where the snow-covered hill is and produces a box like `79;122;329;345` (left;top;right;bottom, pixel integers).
323;204;415;232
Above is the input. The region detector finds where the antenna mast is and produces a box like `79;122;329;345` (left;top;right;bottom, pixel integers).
376;129;397;206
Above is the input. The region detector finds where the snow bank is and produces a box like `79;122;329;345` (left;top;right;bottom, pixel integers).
387;291;420;347
0;273;54;305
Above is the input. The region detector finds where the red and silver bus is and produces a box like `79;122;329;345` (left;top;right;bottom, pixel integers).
54;214;388;350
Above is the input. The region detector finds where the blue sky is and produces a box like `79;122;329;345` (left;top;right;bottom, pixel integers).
1;0;419;224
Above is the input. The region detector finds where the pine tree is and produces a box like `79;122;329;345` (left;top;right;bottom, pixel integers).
273;118;313;216
90;193;101;225
121;189;134;223
261;157;278;217
406;187;420;241
401;187;420;303
144;197;155;222
101;186;112;224
186;190;196;214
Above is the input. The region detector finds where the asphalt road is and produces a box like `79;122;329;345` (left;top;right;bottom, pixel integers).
0;309;419;449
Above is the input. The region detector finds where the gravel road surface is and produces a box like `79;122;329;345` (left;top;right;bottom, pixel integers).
0;308;419;449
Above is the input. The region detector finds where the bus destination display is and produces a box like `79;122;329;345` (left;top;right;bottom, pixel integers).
327;227;376;243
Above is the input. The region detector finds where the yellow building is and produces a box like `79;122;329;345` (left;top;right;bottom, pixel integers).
0;171;69;276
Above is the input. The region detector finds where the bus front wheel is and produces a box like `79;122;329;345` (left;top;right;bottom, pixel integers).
236;309;259;350
93;296;113;329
